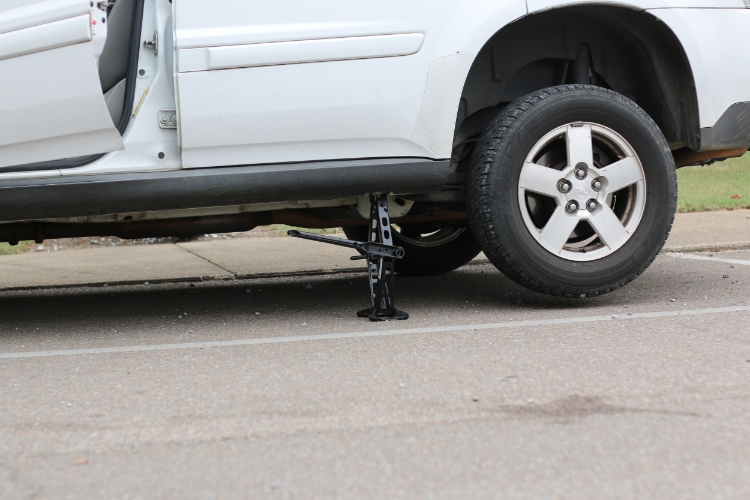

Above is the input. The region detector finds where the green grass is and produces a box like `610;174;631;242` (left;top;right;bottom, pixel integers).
0;241;34;256
677;153;750;212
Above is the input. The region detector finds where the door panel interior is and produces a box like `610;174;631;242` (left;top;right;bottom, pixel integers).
0;0;124;169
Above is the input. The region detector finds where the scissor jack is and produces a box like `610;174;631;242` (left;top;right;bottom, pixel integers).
288;193;409;321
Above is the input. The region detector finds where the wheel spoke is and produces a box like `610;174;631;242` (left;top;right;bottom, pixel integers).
519;162;563;198
601;156;643;192
539;207;579;253
587;205;628;249
566;124;594;169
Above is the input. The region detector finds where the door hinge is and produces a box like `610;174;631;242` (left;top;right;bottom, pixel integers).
143;31;158;56
158;109;177;129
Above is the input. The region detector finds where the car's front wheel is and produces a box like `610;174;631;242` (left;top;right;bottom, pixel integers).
466;85;677;297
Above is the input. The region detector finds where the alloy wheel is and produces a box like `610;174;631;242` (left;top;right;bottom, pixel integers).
517;122;646;261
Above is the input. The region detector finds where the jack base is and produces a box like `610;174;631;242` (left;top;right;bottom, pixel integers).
357;307;410;322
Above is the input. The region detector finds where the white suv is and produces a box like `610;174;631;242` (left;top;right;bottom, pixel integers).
1;0;749;298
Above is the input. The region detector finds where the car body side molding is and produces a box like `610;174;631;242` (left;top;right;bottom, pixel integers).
177;33;425;73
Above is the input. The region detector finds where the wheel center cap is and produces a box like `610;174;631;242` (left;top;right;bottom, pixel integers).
566;175;599;205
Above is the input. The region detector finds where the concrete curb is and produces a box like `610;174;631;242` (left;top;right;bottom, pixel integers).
0;274;230;293
661;242;750;254
0;268;370;293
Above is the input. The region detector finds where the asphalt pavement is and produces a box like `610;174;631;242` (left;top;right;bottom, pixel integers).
0;237;749;497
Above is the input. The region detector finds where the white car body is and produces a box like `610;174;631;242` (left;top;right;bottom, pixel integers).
0;0;745;242
1;0;748;176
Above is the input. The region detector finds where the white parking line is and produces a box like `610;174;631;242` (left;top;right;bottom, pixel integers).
1;305;748;360
667;253;750;266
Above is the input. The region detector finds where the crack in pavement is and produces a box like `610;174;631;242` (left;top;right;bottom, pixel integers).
174;244;235;276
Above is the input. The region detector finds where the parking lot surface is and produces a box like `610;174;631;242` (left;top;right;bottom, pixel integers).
1;250;749;498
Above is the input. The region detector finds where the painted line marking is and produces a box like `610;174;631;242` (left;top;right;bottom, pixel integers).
1;305;748;360
667;253;750;266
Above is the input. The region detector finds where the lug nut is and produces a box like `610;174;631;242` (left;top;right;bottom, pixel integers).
591;179;602;191
557;179;572;193
575;168;587;180
586;199;598;211
565;200;579;213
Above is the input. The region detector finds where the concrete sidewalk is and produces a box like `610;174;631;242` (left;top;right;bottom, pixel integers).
1;209;748;291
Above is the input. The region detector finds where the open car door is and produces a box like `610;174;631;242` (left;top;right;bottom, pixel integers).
0;0;125;169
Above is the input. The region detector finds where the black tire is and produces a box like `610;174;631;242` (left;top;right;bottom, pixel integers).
343;223;481;276
466;85;677;297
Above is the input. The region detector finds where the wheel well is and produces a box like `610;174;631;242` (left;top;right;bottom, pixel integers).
454;5;699;160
